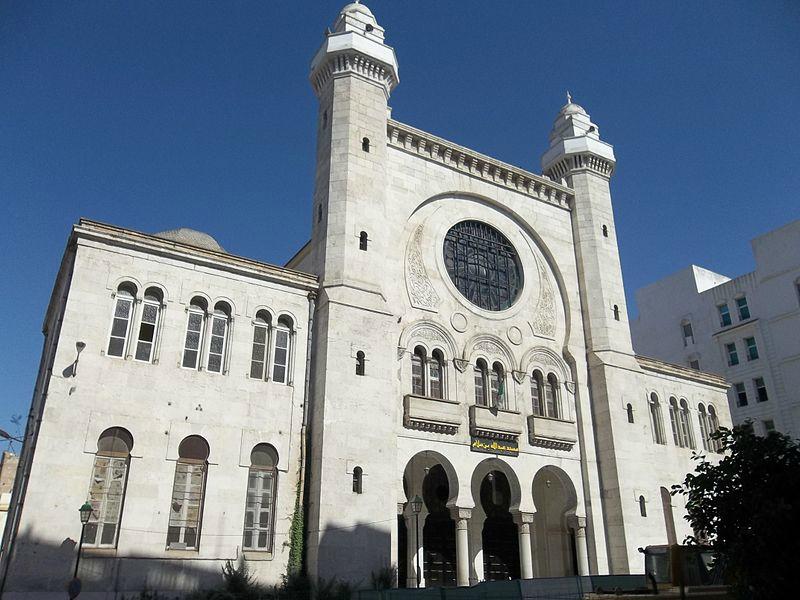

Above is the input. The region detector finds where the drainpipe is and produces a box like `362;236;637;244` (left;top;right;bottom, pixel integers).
297;290;317;572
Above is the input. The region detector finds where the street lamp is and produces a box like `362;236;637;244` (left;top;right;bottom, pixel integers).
411;495;423;588
74;502;93;578
73;341;86;377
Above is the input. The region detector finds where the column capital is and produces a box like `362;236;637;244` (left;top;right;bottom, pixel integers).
568;514;587;531
512;511;535;526
449;506;472;522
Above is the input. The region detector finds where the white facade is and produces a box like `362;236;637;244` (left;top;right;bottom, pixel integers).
632;220;800;438
2;3;734;597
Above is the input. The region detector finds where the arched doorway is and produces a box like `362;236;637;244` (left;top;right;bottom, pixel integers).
480;471;520;581
532;467;577;577
422;465;456;586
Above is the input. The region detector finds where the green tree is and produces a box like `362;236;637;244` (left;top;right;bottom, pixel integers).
673;424;800;599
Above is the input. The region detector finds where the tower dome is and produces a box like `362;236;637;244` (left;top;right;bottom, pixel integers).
153;227;226;252
340;2;374;18
559;91;588;117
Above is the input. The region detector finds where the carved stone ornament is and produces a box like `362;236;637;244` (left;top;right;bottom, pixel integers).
450;312;468;333
415;326;447;344
453;358;470;372
397;347;406;360
507;326;523;346
406;225;441;311
474;340;503;356
512;370;527;384
564;381;576;394
532;261;556;338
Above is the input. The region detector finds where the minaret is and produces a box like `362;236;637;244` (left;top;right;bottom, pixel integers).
305;2;401;583
542;95;634;356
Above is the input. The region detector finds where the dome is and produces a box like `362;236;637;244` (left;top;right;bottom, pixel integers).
341;2;374;18
154;228;226;253
560;102;587;117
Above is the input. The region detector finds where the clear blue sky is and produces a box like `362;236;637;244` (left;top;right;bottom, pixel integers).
1;1;799;442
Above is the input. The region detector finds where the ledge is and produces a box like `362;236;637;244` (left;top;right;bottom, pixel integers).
469;405;523;441
404;394;460;435
635;355;729;389
527;415;578;451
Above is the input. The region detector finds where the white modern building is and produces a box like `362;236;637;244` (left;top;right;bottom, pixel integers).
1;3;733;597
632;220;800;438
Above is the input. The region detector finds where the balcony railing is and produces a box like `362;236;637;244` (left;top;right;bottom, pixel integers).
469;405;523;441
404;394;461;435
527;414;578;451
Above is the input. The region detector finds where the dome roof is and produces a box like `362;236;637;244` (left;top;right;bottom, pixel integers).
341;2;374;18
560;102;587;117
154;228;225;253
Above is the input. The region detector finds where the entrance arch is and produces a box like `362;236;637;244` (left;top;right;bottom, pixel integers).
532;466;578;577
480;470;520;580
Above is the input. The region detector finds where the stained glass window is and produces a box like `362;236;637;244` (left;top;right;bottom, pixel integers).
443;221;522;311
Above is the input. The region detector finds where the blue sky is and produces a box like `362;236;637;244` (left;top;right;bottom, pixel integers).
1;0;799;442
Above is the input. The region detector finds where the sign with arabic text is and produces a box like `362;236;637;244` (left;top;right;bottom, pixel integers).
470;436;519;457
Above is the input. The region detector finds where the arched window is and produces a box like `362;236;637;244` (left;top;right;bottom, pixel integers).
134;287;163;362
474;359;488;407
602;224;609;238
490;362;506;409
411;346;426;396
545;373;560;419
107;282;137;358
362;137;370;152
359;231;368;251
356;351;366;376
649;393;666;445
167;436;209;550
428;350;445;399
626;403;635;424
272;316;293;384
84;427;133;548
697;404;710;451
707;406;721;453
679;399;695;449
530;370;544;416
182;297;207;369
250;310;271;380
668;397;681;446
243;444;278;552
639;495;647;517
352;466;363;494
206;302;231;373
613;305;620;321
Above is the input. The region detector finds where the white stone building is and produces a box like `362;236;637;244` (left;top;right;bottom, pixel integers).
1;3;733;596
632;220;800;438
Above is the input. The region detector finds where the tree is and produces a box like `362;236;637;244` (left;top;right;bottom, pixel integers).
672;424;800;599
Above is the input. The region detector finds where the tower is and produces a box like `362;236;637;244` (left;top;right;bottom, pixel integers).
305;2;401;582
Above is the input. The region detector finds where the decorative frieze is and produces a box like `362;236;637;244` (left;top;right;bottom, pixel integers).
311;51;398;97
387;120;574;209
544;153;615;182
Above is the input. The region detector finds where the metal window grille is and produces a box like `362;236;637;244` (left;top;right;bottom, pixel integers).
167;461;206;550
243;468;275;551
85;456;128;548
443;221;522;311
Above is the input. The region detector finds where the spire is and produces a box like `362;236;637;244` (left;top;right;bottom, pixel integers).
566;90;572;104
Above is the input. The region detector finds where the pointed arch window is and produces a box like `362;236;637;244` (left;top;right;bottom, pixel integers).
428;350;445;399
530;370;544;416
206;302;231;373
678;399;695;449
167;436;209;550
545;374;560;419
362;137;370;152
626;403;635;424
243;444;278;552
352;466;363;494
356;351;366;376
182;297;207;369
668;397;681;446
359;231;368;251
639;495;647;517
84;427;133;548
134;287;163;363
250;311;271;380
697;404;710;451
490;362;507;409
474;359;488;407
649;393;666;445
107;283;137;358
272;315;293;384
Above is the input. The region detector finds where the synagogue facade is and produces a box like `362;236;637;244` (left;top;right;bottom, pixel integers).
0;3;732;597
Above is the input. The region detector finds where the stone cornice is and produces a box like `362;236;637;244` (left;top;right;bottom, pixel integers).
311;48;398;98
387;120;574;210
636;355;729;389
544;152;615;182
74;218;319;291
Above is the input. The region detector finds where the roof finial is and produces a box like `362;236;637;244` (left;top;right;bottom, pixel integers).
566;90;572;104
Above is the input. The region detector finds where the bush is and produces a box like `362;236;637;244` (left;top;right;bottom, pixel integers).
370;565;396;590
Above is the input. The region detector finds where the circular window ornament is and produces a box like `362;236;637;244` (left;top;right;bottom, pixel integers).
443;220;522;311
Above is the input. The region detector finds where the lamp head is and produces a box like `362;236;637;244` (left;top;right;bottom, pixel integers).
410;494;423;514
79;501;93;524
75;341;86;355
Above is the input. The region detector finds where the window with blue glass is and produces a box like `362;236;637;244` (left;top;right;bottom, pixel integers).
718;303;732;327
443;221;522;311
736;296;750;321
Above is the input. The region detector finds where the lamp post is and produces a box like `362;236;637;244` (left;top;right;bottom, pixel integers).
74;502;93;578
73;341;86;377
411;495;423;588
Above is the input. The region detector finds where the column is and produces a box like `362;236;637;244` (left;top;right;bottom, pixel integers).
514;512;535;580
450;507;472;587
570;515;590;576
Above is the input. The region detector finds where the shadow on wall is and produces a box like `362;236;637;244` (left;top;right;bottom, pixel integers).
316;521;392;586
3;532;225;595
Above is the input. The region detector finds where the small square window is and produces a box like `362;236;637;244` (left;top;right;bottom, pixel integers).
689;360;700;371
725;343;739;366
744;337;759;361
733;382;748;407
754;377;768;402
736;297;750;321
718;304;732;327
763;419;775;433
682;322;694;346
